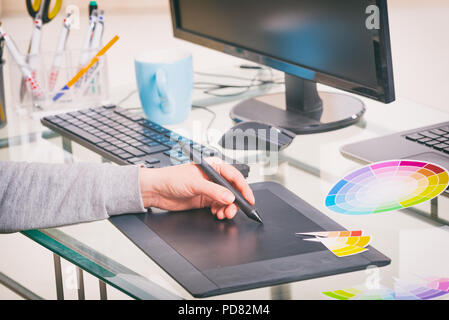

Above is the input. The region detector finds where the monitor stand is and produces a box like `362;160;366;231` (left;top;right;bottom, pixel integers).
230;73;366;134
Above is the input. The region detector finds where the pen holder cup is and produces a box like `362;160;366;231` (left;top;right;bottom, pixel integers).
8;49;110;117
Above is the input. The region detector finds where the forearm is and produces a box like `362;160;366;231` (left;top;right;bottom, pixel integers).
0;161;146;233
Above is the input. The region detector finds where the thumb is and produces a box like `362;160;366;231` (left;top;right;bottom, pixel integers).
193;180;235;205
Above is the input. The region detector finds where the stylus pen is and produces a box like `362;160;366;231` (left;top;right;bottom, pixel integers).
179;142;263;223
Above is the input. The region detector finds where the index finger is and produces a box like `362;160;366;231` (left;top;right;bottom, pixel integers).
209;160;256;205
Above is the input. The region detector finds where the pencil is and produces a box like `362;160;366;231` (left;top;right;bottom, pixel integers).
53;35;119;101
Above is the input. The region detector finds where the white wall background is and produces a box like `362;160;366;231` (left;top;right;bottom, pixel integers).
387;0;449;112
0;0;169;14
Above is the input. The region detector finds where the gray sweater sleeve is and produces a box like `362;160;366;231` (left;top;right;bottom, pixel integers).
0;161;146;233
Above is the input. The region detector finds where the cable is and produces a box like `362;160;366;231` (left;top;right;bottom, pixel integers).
116;89;138;107
192;104;217;144
194;68;283;98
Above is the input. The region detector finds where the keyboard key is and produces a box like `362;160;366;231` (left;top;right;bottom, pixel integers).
123;146;146;157
97;141;110;148
44;115;59;123
116;134;128;140
104;136;118;143
164;140;178;147
127;157;146;165
425;140;439;146
444;148;449;154
114;109;142;121
67;118;83;126
121;137;136;144
434;143;449;150
144;132;159;139
97;133;110;139
417;138;431;144
116;142;128;148
127;132;141;138
139;145;170;155
104;145;119;153
152;125;170;134
114;151;134;160
128;140;145;147
419;131;439;139
430;129;446;136
145;157;160;164
148;141;162;147
64;125;103;144
56;113;74;121
405;133;424;141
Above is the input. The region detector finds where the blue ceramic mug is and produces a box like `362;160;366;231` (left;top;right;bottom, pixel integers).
135;50;193;124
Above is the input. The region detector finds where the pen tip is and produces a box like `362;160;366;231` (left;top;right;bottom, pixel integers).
253;210;263;224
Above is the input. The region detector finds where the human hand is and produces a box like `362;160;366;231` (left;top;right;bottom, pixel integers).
139;158;255;220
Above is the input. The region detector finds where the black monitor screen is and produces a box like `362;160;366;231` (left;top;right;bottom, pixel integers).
176;0;379;89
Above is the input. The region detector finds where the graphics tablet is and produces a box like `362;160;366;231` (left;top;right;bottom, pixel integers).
110;181;390;298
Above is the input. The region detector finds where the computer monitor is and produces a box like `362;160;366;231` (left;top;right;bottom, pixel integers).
169;0;395;134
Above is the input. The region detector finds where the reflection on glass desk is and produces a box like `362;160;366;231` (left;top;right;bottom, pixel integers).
1;75;449;300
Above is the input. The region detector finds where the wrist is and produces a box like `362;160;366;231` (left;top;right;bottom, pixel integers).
139;167;160;208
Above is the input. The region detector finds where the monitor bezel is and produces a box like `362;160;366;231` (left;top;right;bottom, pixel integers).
169;0;395;103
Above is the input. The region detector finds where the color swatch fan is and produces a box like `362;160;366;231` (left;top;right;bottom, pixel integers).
326;160;449;215
296;230;370;257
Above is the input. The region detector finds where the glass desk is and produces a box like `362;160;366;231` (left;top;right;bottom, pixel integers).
1;72;449;300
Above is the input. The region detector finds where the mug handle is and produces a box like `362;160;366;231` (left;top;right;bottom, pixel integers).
155;69;174;114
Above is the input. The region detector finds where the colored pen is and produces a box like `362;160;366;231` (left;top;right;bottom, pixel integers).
0;27;44;99
87;9;104;93
89;1;98;17
179;141;263;223
90;10;104;50
20;11;44;101
49;12;73;90
79;9;97;68
53;35;119;101
28;12;43;74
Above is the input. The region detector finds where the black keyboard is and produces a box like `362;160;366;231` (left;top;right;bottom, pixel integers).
41;105;250;176
404;125;449;154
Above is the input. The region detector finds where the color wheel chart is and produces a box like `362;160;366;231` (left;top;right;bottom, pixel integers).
325;160;449;215
323;277;449;300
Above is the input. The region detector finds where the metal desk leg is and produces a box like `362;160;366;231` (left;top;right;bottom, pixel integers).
431;197;438;220
0;272;43;300
76;267;85;300
53;254;64;300
99;280;107;300
62;136;74;164
270;284;292;300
